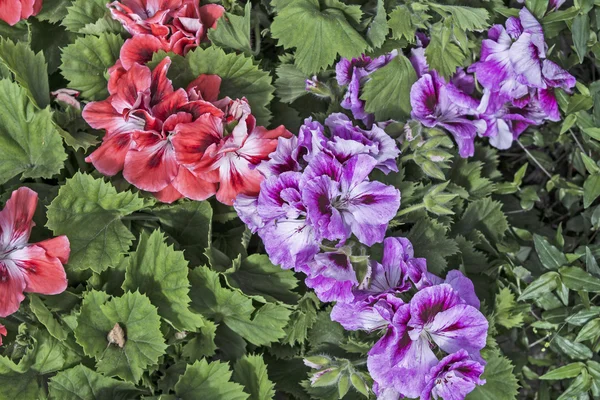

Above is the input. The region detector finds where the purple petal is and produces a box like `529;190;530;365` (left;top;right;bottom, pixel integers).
537;88;560;121
233;194;263;233
542;59;576;90
427;304;489;356
410;47;429;78
408;284;462;333
444;270;480;309
302;175;348;242
421;350;486;400
510;33;544;88
256;135;301;178
260;219;319;270
257;172;305;222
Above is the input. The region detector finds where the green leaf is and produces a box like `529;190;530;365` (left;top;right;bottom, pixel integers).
366;0;388;49
554;335;594;360
466;350;519;400
123;230;205;331
0;368;41;400
584;174;600;208
225;254;299;304
494;288;524;329
425;24;466;78
575;318;600;342
0;38;50;108
62;0;122;33
31;329;66;374
234;355;276;400
174;359;249;400
361;55;416;121
0;79;66;184
388;6;415;42
60;33;123;100
190;267;291;346
187;46;274;125
429;4;490;31
533;234;568;270
557;370;592;400
283;292;320;345
36;0;72;23
540;363;586;380
567;94;593;114
275;63;308;103
526;0;550;18
586;247;600;276
29;295;68;341
559;266;600;292
572;13;589;64
49;364;140;400
74;290;167;383
182;320;218;362
518;271;559;301
208;2;252;55
271;0;368;74
406;217;459;274
46;173;146;273
453;198;508;244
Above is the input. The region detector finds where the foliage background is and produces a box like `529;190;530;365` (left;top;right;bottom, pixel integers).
0;0;599;399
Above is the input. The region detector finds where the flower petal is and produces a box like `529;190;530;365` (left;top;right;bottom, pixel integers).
9;245;68;296
0;187;37;249
85;134;133;176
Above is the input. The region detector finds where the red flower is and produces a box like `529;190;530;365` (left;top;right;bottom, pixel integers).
108;0;182;37
169;1;224;55
0;325;5;346
0;0;42;26
0;188;69;318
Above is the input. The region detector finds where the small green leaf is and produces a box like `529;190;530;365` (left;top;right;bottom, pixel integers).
557;369;592;400
425;24;466;78
366;0;388;49
46;173;147;273
586;247;600;276
29;295;68;341
283;293;320;346
572;13;590;64
429;4;490;31
49;364;140;400
233;354;276;400
559;266;600;292
584;174;600;208
275;63;308;103
494;288;524;329
208;2;253;55
526;0;550;18
174;359;249;400
518;272;559;301
453;198;508;244
407;217;459;274
575;318;600;342
361;55;416;121
534;234;568;270
540;363;586;380
182;320;218;362
388;6;415;42
554;335;594;360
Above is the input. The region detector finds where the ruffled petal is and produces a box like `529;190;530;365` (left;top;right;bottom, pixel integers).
85;133;133;176
9;245;68;296
0;187;37;249
124;132;178;191
0;261;26;317
35;236;70;264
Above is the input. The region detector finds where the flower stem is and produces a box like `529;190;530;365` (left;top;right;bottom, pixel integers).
517;141;552;180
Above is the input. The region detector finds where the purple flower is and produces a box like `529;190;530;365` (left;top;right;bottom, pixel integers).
421;350;486;400
301;154;401;246
410;72;486;158
517;0;566;11
325;113;400;174
233;194;263;233
255;135;301;178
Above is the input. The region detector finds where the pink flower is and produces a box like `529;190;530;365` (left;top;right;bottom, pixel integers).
0;325;6;346
0;188;69;318
169;1;224;55
0;0;42;26
108;0;182;37
51;89;81;110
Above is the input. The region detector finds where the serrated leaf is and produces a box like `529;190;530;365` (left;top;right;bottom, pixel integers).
226;303;291;347
275;63;308;103
234;355;276;400
453;198;508;244
62;0;122;33
283;293;319;346
174;359;249;400
494;288;524;329
123;230;205;331
361;55;416;121
389;6;415;42
466;351;519;400
36;0;72;23
0;79;67;184
406;217;459;274
208;1;252;55
271;0;368;74
186;46;274;125
430;4;490;31
366;0;388;49
60;33;123;100
425;24;466;78
225;254;299;304
49;364;140;400
182;320;218;362
0;38;50;108
46;173;146;273
30;20;77;75
29;295;68;341
74;290;167;383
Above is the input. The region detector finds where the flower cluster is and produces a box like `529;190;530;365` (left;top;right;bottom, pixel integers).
109;0;224;68
327;237;488;399
0;188;71;343
336;8;575;158
0;0;41;26
234;114;401;301
83;58;291;204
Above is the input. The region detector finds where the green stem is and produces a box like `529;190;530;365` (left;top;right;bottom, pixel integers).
517;141;552;180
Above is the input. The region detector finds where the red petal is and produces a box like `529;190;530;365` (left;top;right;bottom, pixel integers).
199;4;225;29
171;113;222;165
0;324;6;346
172;167;217;201
0;187;37;249
0;262;26;317
178;99;224;119
112;62;152;114
35;236;70;264
82;99;145;135
150;56;175;106
215;154;263;205
85;134;132;176
10;245;67;296
186;74;221;102
107;61;127;95
151;88;189;122
124;133;178;191
153;184;184;203
120;34;170;71
0;0;22;26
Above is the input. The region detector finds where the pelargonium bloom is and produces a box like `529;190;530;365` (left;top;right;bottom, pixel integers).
0;0;41;26
0;188;70;318
169;1;224;55
108;0;181;37
421;350;486;400
410;72;486;158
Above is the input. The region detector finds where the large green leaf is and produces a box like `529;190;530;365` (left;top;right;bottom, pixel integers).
174;359;249;400
429;4;490;31
62;0;122;34
208;1;252;55
0;38;50;108
361;55;416;121
425;24;466;78
74;290;167;383
275;63;309;104
60;33;123;100
271;0;368;74
49;364;140;400
46;173;147;273
122;230;205;331
233;355;276;400
0;79;66;184
186;46;275;125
